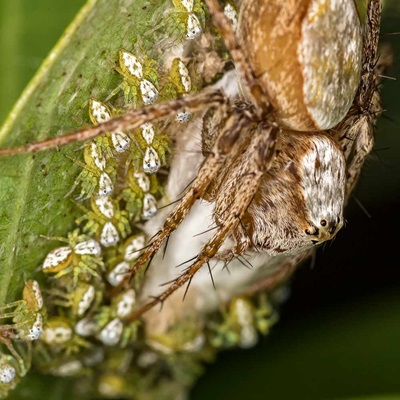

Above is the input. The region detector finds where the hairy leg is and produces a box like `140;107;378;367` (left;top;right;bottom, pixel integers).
0;89;224;156
124;107;253;281
336;0;383;197
204;0;269;114
356;0;381;110
128;123;279;321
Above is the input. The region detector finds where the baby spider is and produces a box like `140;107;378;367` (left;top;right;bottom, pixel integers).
0;280;45;343
94;289;138;347
157;0;205;42
128;123;171;174
114;50;159;107
209;294;276;350
146;318;205;354
0;280;44;380
70;144;116;200
88;99;131;154
75;197;131;248
0;347;31;399
106;233;147;287
40;316;91;355
119;169;161;221
162;58;196;123
0;352;20;398
46;281;102;318
41;230;104;285
0;0;385;321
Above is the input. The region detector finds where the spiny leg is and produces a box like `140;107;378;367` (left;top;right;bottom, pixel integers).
345;94;379;195
356;0;382;110
124;107;253;281
0;336;31;376
338;0;383;197
0;89;224;156
128;124;279;321
346;24;393;195
204;0;268;114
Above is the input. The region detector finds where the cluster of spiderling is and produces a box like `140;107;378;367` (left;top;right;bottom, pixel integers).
26;42;188;387
0;1;277;397
208;294;277;350
0;281;275;397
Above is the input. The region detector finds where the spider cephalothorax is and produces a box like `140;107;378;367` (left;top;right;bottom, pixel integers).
0;0;384;322
203;127;346;257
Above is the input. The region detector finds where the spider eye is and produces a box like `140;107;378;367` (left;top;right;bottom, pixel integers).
320;219;327;227
305;229;311;235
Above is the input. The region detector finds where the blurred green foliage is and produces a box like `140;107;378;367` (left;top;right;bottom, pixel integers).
0;0;86;122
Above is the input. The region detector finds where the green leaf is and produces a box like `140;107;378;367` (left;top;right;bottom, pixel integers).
0;0;167;304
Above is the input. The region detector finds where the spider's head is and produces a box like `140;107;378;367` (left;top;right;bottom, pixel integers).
304;216;344;245
239;0;362;131
300;134;346;245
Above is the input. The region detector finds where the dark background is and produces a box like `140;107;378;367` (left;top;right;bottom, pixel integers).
0;1;399;399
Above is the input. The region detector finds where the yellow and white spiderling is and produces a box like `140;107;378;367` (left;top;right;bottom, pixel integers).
170;58;194;123
106;233;147;287
42;232;103;284
139;123;162;173
76;199;131;248
119;169;160;220
171;0;205;40
97;318;124;347
116;50;159;106
47;281;98;317
0;353;20;397
0;280;45;342
89;99;131;154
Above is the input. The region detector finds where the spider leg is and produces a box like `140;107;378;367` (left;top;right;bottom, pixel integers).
0;312;22;320
128;124;279;321
0;301;24;313
0;335;30;375
0;89;224;156
344;110;376;197
204;0;269;115
0;333;19;356
356;0;382;110
339;0;387;197
214;222;253;261
0;324;19;333
124;107;253;282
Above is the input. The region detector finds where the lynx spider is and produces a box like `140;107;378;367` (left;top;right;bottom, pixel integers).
0;0;384;321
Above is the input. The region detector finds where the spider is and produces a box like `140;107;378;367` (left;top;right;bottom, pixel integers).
0;0;385;322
